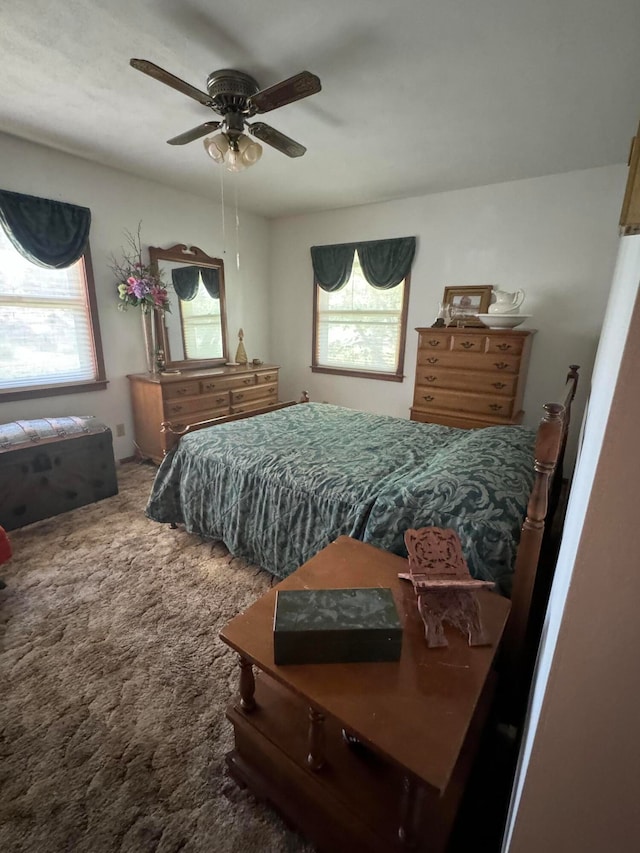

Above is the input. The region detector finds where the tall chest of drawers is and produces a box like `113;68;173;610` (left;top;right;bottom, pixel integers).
410;327;535;429
128;364;280;463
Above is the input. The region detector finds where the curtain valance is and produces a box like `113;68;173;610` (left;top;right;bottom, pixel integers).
0;189;91;269
311;236;416;292
171;266;220;301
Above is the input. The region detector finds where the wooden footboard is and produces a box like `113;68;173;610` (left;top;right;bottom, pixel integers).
500;364;580;724
160;393;310;456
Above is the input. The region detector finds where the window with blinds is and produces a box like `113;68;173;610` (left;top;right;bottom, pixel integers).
0;226;104;397
313;254;408;379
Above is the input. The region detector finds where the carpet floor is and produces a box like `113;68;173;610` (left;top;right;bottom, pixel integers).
0;462;313;853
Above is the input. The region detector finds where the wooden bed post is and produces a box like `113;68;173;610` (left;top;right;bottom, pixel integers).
499;365;580;726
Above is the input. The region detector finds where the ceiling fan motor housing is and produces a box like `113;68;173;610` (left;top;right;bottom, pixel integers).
206;69;260;116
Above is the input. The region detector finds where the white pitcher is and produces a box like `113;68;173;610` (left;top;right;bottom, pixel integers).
488;289;525;314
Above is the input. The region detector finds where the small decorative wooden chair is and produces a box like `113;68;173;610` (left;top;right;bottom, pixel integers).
399;527;495;648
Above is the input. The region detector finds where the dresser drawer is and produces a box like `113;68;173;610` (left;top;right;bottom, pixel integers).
256;370;278;384
231;383;277;405
164;380;201;400
415;367;517;397
417;350;521;373
450;334;485;353
485;335;525;355
164;394;230;419
200;373;257;393
231;399;278;415
418;332;451;350
413;387;515;419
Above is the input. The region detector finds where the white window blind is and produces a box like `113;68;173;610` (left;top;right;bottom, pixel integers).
180;279;223;360
316;254;405;373
0;227;97;391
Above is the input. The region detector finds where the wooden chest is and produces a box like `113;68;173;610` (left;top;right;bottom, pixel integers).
410;327;535;429
128;364;281;463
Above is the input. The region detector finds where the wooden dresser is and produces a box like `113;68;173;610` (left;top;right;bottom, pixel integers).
128;363;280;463
410;327;535;429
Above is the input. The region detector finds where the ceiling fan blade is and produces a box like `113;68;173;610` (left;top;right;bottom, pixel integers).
130;58;212;106
249;122;306;158
249;71;321;113
167;122;222;145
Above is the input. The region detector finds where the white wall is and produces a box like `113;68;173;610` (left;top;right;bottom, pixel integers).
504;236;640;851
0;132;270;460
270;165;626;465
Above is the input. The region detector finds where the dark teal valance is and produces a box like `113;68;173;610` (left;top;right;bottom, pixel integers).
311;236;416;292
171;266;220;301
310;244;356;291
0;189;91;269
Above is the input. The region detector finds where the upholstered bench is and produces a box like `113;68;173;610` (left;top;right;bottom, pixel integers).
0;416;118;531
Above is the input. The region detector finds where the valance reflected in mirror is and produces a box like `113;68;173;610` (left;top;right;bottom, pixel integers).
149;244;229;369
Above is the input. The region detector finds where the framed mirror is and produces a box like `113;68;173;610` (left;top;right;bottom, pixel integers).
149;244;229;370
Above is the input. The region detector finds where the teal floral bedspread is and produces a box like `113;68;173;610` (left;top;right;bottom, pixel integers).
146;403;535;593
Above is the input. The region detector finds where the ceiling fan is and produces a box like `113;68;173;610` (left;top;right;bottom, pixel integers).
130;59;321;171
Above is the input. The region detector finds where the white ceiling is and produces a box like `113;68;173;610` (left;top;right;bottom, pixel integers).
1;0;639;218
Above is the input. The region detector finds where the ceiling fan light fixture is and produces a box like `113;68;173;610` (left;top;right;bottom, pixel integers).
203;133;229;164
203;132;262;172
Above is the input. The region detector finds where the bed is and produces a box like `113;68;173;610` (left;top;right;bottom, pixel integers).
147;363;578;609
148;403;538;593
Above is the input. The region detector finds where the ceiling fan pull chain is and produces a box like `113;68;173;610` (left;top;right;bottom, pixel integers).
235;183;241;273
220;167;226;256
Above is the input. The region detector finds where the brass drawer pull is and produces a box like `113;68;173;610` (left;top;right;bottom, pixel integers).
170;404;183;413
489;404;503;412
203;383;215;392
268;387;276;394
460;341;474;349
235;393;244;401
494;361;509;370
428;339;441;347
426;357;439;364
263;374;273;381
423;395;435;402
243;378;253;385
176;387;188;395
425;375;436;382
492;382;507;390
215;396;226;404
496;343;512;351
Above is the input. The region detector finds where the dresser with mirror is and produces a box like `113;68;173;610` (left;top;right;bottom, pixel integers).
127;244;280;463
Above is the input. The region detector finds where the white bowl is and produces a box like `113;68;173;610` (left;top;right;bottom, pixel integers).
477;313;531;329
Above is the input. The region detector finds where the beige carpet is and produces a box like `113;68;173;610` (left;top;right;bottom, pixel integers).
0;462;313;853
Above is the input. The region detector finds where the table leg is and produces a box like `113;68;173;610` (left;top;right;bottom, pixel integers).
239;656;256;712
398;773;424;848
307;707;325;770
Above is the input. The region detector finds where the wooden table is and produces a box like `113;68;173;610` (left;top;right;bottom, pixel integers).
220;536;510;853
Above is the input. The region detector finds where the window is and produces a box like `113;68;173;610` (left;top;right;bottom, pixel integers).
312;253;410;381
0;226;106;401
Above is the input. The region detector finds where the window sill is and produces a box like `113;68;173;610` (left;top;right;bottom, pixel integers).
0;379;109;403
311;366;404;383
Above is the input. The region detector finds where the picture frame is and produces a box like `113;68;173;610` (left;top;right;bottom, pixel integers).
441;285;493;327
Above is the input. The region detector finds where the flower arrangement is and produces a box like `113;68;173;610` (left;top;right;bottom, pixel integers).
110;224;170;314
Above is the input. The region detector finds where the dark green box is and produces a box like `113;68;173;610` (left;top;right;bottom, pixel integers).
273;587;403;665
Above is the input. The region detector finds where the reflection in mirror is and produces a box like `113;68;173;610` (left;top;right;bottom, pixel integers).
149;244;228;370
